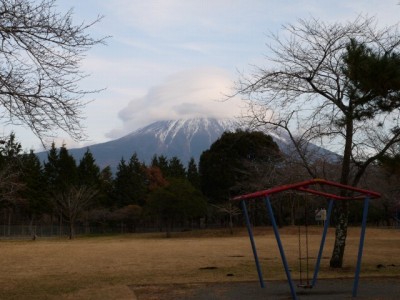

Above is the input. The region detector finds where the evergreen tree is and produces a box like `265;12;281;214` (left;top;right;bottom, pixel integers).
0;133;24;208
112;154;147;207
20;151;48;237
187;157;200;189
98;166;114;208
112;158;130;207
167;156;186;179
127;153;147;206
21;151;46;212
0;133;22;159
199;130;281;203
57;145;78;190
0;134;25;237
78;149;100;187
151;155;169;176
43;142;59;188
146;178;207;238
43;143;79;231
43;142;78;193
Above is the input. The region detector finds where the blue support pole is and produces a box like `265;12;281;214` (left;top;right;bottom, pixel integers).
352;196;370;297
241;200;265;288
311;199;334;287
264;196;298;300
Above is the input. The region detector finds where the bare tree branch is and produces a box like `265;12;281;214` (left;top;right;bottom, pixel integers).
234;16;400;269
0;0;107;144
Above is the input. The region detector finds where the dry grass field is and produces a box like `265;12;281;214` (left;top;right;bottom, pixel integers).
0;226;399;299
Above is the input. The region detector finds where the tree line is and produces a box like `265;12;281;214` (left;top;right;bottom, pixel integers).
0;130;398;240
0;133;209;239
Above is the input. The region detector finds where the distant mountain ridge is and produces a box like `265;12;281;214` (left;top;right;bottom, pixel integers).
37;118;239;170
36;117;339;171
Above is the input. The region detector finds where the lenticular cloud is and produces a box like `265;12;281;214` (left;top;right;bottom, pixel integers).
107;67;242;138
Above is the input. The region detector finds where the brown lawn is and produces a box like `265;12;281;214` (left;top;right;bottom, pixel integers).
0;227;399;299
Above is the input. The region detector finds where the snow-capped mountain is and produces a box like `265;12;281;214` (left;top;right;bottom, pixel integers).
36;117;339;170
36;118;240;170
115;118;238;165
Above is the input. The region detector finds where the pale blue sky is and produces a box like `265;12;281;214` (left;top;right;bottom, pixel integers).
6;0;400;151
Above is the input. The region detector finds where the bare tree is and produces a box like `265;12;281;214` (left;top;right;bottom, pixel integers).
112;205;143;233
212;202;241;234
0;133;26;235
0;0;105;142
0;160;24;203
56;185;97;239
235;16;400;268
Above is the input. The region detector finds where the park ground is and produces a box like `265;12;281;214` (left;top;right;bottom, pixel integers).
0;227;399;299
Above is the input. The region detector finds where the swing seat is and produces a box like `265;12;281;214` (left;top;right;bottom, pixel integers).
297;283;313;289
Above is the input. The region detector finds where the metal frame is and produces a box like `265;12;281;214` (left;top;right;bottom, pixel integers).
232;179;380;300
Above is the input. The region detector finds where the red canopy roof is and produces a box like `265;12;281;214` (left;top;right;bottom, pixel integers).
232;178;381;201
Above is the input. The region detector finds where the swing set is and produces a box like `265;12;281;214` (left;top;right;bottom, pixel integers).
232;178;380;300
296;193;313;289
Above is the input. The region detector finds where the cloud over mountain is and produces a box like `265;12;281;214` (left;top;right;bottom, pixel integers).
106;67;242;139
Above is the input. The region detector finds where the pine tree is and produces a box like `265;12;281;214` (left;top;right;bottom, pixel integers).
0;133;24;232
127;153;147;206
199;130;281;203
98;166;113;208
151;155;169;176
57;145;78;190
78;149;100;187
112;154;147;207
43;142;79;195
187;157;200;189
43;143;79;236
112;158;130;207
146;178;207;238
0;133;24;207
44;142;59;188
20;151;47;238
167;156;186;179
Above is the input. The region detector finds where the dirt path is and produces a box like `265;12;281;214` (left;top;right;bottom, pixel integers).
131;277;400;299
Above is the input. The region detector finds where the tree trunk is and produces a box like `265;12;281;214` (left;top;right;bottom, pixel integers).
7;208;12;236
330;200;349;267
165;220;171;238
69;220;75;240
51;213;54;236
3;209;6;236
85;210;90;234
59;214;63;236
330;112;353;268
229;211;234;235
29;215;37;240
120;221;124;234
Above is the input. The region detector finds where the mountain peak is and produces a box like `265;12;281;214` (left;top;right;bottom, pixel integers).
36;117;338;171
36;117;241;171
128;117;238;146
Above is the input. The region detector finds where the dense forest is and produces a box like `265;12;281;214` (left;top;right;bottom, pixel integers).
0;131;399;239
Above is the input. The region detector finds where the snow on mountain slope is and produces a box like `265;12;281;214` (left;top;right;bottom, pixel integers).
127;118;237;148
36;117;338;171
119;118;239;165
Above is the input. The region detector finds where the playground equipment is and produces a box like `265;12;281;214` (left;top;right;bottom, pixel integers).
296;194;312;289
232;178;380;300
